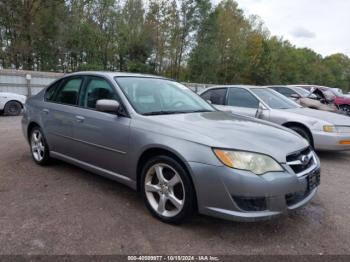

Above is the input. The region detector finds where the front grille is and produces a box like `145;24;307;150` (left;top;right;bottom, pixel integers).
232;196;267;212
286;147;317;177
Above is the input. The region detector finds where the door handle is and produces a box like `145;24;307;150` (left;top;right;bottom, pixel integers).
75;115;85;123
42;109;49;114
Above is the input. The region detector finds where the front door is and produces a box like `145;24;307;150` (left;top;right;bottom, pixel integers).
224;87;260;117
72;76;131;177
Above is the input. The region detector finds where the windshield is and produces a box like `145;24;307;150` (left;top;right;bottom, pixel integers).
251;88;300;109
293;86;311;97
115;77;214;115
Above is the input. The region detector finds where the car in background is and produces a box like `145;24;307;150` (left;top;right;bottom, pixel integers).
200;86;350;151
0;92;26;116
292;85;350;114
22;72;320;223
268;85;340;113
332;88;343;95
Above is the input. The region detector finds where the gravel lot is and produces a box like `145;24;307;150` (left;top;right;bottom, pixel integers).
0;116;350;255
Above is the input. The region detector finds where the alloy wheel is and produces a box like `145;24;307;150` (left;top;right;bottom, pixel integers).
144;163;185;218
31;130;45;162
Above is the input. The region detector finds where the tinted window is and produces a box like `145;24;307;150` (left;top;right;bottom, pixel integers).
45;80;62;101
80;77;118;109
292;87;311;97
201;89;227;105
279;87;297;97
227;88;259;108
251;88;299;109
53;78;82;105
116;77;214;115
272;87;297;97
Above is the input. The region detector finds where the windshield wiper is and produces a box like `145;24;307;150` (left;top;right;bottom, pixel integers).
184;109;213;113
143;111;186;116
143;109;213;116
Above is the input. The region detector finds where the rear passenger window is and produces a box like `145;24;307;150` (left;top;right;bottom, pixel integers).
53;78;82;105
200;88;227;105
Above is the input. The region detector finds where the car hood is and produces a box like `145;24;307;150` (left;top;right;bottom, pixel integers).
136;111;308;162
284;108;350;126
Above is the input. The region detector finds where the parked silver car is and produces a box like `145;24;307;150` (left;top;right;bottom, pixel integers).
200;86;350;151
22;72;320;223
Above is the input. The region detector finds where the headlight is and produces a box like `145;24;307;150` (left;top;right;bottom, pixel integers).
323;125;350;133
213;149;283;175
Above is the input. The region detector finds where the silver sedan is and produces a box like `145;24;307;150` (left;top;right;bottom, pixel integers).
22;72;320;223
200;86;350;151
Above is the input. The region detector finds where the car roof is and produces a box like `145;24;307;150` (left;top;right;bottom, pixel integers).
205;85;266;90
289;84;330;89
64;71;167;79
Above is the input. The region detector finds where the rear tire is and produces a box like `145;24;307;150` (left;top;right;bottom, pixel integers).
290;126;313;147
4;101;22;116
29;126;51;166
141;155;195;224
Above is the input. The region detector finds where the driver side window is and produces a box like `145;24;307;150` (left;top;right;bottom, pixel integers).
80;77;119;109
227;88;259;108
277;87;297;97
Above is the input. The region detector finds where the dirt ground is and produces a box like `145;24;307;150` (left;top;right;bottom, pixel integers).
0;116;349;255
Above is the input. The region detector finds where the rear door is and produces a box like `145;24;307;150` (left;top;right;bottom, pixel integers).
72;75;131;177
41;76;84;157
224;88;260;117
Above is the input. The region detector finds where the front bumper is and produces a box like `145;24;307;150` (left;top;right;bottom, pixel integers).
21;114;29;142
189;161;320;222
313;130;350;151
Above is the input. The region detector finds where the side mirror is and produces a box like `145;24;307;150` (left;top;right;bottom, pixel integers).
290;93;300;99
96;99;120;114
255;102;266;118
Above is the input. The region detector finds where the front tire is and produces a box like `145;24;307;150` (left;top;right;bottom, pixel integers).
4;101;22;116
30;127;51;165
141;155;195;224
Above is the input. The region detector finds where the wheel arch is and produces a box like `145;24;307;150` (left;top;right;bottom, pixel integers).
282;121;314;147
27;121;41;141
5;100;24;108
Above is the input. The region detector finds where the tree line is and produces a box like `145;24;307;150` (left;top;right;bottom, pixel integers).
0;0;349;91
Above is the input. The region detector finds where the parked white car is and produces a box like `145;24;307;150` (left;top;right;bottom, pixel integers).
0;92;26;116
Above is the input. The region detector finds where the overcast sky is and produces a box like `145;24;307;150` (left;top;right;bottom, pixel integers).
212;0;350;57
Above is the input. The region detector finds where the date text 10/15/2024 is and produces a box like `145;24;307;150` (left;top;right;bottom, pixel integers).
127;256;220;261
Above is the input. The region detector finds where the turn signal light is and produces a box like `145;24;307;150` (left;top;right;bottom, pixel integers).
339;140;350;145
